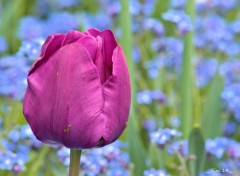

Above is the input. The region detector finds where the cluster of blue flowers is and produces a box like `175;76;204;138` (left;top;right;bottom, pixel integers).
0;122;42;173
0;38;43;99
0;36;7;53
18;12;79;41
206;137;240;160
163;9;193;35
137;90;166;104
144;168;170;176
222;84;240;122
147;126;240;171
167;140;188;157
57;141;130;176
150;128;182;148
142;118;163;133
195;58;218;88
144;126;240;175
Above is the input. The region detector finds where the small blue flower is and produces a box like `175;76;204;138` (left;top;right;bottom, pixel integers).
132;46;141;62
168;140;188;157
163;37;183;69
56;0;79;8
195;58;218;88
0;117;2;131
230;19;240;34
8;129;20;143
143;18;165;36
195;14;235;55
0;151;27;172
222;84;240;121
137;90;166;104
107;1;121;16
223;121;238;137
137;90;153;104
205;137;229;159
143;119;157;133
0;36;7;53
144;168;170;176
18;16;45;40
142;0;156;17
81;12;111;30
227;141;240;159
211;0;236;12
150;128;182;148
219;60;240;85
129;0;142;16
0;55;28;99
17;38;44;61
170;0;185;9
151;38;166;52
169;117;181;128
162;10;193;34
107;165;130;176
151;90;166;104
145;59;161;79
46;12;80;34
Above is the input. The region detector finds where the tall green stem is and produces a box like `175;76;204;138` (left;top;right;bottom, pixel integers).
181;0;195;138
120;0;146;175
120;0;136;113
68;149;81;176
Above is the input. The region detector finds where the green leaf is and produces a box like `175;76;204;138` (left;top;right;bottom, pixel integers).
0;0;36;53
126;116;147;175
201;73;223;138
148;143;164;168
120;0;147;175
188;126;205;176
0;98;26;129
180;0;195;138
21;146;50;176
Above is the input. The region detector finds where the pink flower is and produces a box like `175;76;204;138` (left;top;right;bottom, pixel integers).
23;29;131;149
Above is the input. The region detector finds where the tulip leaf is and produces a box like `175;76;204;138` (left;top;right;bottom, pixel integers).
180;0;195;138
148;143;164;168
188;126;205;176
120;0;147;175
127;117;147;175
22;146;50;176
201;73;223;138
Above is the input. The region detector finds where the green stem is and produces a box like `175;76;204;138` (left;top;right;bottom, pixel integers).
69;149;81;176
120;0;136;109
180;0;195;138
120;0;146;175
176;151;190;176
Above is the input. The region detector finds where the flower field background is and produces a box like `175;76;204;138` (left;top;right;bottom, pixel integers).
0;0;240;175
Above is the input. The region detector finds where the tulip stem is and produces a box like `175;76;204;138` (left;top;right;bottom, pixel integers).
68;149;81;176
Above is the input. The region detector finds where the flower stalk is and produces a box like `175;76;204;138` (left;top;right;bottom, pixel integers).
180;0;195;138
120;0;147;175
68;149;81;176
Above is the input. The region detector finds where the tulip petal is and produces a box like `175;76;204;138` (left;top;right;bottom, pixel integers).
86;28;101;37
100;45;131;144
24;43;106;149
62;30;84;46
77;35;98;62
93;36;106;84
29;34;66;75
101;30;118;80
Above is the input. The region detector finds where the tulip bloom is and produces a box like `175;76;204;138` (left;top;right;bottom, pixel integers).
23;29;131;149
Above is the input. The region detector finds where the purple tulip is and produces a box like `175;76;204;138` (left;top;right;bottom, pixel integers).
23;28;131;149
